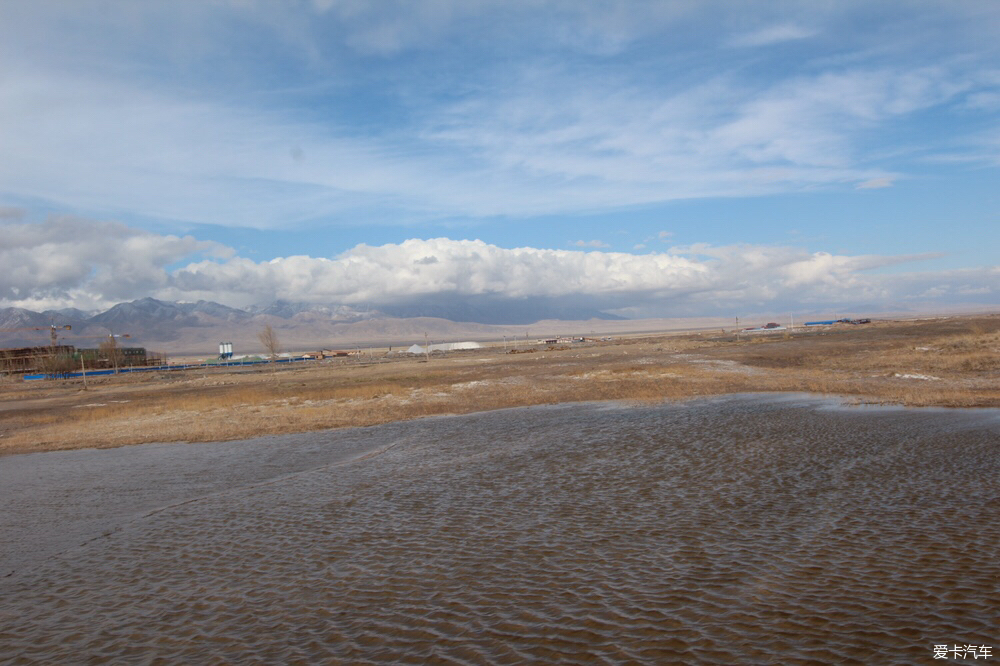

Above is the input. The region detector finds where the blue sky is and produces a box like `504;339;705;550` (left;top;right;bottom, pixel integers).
1;1;998;317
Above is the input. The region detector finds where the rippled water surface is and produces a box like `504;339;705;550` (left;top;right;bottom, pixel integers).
1;395;998;664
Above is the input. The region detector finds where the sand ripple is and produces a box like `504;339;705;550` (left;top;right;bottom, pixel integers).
1;395;997;664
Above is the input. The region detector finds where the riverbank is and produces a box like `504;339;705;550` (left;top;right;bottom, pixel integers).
2;313;998;455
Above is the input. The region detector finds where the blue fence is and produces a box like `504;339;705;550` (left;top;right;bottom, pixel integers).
23;356;317;381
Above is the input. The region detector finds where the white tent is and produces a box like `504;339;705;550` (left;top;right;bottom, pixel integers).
406;341;482;354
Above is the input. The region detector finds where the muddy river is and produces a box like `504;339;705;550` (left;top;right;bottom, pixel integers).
1;394;997;664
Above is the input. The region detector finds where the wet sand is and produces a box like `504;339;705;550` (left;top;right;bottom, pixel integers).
1;394;998;664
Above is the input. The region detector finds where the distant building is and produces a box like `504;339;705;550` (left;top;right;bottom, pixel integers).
406;341;482;354
0;345;75;374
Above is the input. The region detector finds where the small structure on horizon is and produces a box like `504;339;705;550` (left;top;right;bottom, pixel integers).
406;341;483;354
804;318;872;327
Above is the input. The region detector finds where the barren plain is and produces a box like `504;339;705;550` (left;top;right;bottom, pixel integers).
2;314;998;456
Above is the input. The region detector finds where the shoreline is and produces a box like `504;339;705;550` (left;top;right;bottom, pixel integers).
2;313;998;456
12;391;1000;460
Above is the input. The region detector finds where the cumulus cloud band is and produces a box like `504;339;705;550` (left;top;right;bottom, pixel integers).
3;218;995;317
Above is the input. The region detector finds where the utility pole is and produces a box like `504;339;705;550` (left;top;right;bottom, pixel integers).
108;334;119;375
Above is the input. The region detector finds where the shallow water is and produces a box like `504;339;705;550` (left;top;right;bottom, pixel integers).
1;394;997;664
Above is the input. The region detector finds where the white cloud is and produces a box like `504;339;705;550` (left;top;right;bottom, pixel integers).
3;220;995;316
168;238;711;306
0;69;468;229
856;177;895;189
1;3;996;228
963;91;1000;111
0;217;229;309
295;1;696;57
641;231;675;244
424;63;985;218
571;240;610;248
729;24;817;48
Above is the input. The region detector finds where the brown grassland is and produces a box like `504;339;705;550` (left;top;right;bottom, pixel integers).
1;314;998;455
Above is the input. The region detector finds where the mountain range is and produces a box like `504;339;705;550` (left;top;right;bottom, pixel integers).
0;297;626;355
5;296;930;357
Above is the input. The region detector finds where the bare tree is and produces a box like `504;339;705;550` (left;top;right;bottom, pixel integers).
37;351;76;378
99;336;124;373
257;324;281;360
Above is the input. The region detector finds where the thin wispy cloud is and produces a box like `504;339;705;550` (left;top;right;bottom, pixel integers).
2;3;997;229
856;177;895;190
728;24;818;48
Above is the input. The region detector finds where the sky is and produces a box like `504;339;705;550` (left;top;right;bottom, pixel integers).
1;0;999;318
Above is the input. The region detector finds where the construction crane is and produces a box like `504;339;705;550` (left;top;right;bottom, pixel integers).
61;333;132;350
64;333;130;341
0;324;72;346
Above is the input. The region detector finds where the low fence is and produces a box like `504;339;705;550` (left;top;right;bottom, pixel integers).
23;355;318;381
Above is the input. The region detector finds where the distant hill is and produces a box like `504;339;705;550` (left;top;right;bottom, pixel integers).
42;307;94;321
3;297;990;357
246;300;377;321
0;307;53;331
183;300;252;322
89;297;200;333
0;296;627;354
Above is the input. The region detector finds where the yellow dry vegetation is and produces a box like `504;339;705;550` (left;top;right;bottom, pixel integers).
1;314;998;455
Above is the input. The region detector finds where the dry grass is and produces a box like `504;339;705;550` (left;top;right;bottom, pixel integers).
2;314;998;455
